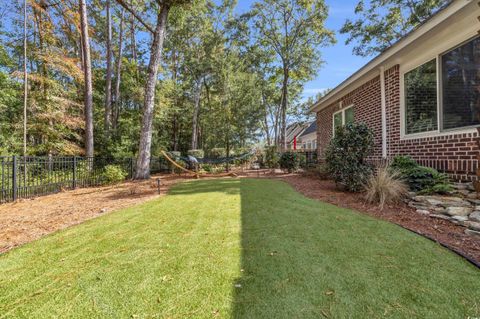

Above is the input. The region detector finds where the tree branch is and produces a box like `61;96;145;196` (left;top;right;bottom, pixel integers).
114;0;155;34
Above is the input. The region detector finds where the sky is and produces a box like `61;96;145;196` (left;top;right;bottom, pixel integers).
234;0;371;100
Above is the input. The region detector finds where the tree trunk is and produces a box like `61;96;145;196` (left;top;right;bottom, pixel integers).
280;66;288;150
191;79;202;150
79;0;94;157
23;0;28;156
134;5;170;179
104;0;113;134
113;8;125;131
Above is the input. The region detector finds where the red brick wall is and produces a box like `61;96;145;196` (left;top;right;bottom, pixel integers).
316;65;479;181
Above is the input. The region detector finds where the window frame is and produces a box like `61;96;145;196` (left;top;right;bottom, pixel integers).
332;105;354;137
400;35;480;139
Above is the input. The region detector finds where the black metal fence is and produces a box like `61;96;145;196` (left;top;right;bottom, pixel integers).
0;156;170;204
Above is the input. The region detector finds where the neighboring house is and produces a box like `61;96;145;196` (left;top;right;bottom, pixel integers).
298;121;317;150
285;122;310;150
310;1;480;181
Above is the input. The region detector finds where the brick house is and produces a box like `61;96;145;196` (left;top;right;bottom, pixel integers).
310;1;480;181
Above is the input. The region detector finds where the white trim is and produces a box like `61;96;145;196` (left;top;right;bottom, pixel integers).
380;66;387;158
332;105;354;137
400;34;480;140
310;0;472;113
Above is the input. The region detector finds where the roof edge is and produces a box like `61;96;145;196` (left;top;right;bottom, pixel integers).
309;0;469;114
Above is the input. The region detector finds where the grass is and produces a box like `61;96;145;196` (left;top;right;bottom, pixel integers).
0;178;479;318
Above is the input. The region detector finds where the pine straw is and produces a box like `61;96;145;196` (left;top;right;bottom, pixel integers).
0;174;189;253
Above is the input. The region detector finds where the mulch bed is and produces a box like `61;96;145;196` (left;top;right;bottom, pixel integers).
270;173;480;266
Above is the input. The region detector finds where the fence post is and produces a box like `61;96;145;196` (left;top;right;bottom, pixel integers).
12;156;17;201
73;156;77;189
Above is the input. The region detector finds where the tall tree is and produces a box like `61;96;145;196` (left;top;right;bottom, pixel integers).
104;0;113;134
80;0;94;157
341;0;450;57
249;0;335;150
116;0;191;179
113;8;125;130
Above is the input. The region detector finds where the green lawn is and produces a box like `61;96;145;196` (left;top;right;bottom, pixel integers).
0;179;479;318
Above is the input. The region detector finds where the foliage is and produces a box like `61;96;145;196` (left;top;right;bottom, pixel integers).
389;155;452;194
341;0;449;56
201;163;213;173
325;123;374;192
210;148;226;159
364;166;409;209
279;151;301;173
102;165;128;185
264;146;279;168
187;149;204;158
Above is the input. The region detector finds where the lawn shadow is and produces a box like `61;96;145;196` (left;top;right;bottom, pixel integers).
230;178;480;318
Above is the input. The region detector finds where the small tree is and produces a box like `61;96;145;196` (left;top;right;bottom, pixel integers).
325;123;374;192
279;151;301;173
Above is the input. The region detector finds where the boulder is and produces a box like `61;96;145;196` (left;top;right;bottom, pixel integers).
464;221;480;232
469;211;480;222
445;206;473;217
451;215;469;223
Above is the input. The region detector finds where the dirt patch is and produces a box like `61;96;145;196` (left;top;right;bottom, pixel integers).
269;173;480;265
0;174;192;254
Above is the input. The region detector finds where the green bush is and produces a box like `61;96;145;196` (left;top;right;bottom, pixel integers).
325;123;374;192
264;146;279;168
201;163;213;173
102;165;128;185
389;155;452;194
210;148;226;159
169;151;181;158
279;151;301;173
187;149;204;159
306;163;330;180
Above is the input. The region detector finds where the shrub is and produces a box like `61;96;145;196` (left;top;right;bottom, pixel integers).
389;155;452;194
279;151;301;173
102;165;128;185
325;123;374;192
210;148;226;159
169;151;181;158
264;146;279;169
202;163;213;173
365;166;409;209
187;149;204;159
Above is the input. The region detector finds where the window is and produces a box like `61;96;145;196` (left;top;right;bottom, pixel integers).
404;59;438;134
403;36;480;136
333;106;354;135
442;37;480;130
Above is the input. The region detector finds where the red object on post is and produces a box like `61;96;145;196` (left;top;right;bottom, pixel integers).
293;136;297;150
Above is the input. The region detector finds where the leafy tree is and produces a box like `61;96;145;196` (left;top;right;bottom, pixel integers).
341;0;450;57
247;0;335;149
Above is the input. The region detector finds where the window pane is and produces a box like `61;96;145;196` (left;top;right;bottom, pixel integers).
405;59;438;134
442;37;480;130
345;107;354;124
333;112;342;132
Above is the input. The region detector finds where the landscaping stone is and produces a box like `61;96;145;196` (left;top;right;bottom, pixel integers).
407;185;480;238
465;229;480;238
416;209;430;216
445;206;472;217
464;221;480;232
451;216;469;223
469;211;480;222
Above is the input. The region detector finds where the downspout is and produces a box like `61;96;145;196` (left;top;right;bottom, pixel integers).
380;66;387;159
